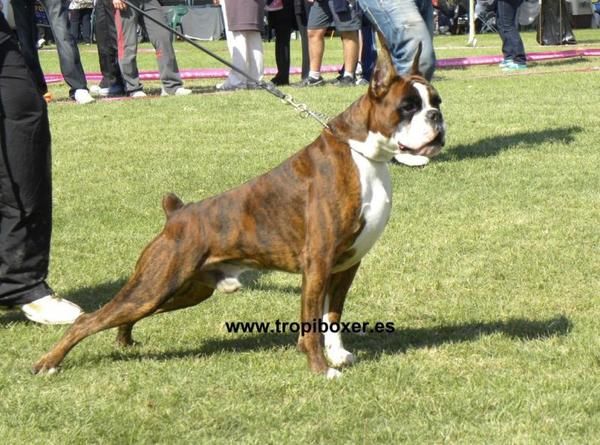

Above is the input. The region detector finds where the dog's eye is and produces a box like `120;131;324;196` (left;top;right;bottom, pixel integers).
430;96;442;108
400;101;419;114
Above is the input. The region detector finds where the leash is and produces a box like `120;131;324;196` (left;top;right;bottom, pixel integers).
120;0;330;129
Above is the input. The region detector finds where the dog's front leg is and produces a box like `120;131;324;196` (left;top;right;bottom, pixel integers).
300;258;337;378
323;263;360;368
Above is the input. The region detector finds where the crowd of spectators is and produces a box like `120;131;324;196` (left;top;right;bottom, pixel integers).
1;0;441;101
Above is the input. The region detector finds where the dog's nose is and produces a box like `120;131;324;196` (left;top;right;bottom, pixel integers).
426;109;442;124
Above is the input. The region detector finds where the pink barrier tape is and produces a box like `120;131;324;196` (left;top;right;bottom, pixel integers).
44;48;600;84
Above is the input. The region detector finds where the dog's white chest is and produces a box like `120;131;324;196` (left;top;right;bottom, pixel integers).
333;150;392;272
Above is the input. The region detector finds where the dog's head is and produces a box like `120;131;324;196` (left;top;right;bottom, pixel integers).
365;39;445;163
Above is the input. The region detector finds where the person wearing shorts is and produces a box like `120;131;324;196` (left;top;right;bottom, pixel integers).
302;0;361;86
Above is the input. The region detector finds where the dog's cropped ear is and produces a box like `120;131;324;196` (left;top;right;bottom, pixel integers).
410;42;423;76
369;32;397;99
162;193;184;219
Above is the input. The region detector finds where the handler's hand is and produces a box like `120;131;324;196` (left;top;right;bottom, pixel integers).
113;0;127;10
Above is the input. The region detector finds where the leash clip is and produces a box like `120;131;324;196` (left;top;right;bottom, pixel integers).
282;94;330;129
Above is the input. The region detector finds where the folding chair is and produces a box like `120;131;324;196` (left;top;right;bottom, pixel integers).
475;0;498;33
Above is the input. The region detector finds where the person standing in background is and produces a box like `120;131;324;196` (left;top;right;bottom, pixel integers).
68;0;94;44
497;0;527;70
358;0;436;81
90;0;126;97
214;0;266;90
266;0;310;85
112;0;192;97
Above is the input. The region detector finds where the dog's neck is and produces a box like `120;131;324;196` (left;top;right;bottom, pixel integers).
327;96;397;163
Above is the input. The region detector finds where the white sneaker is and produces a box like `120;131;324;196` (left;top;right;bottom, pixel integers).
130;90;147;98
73;89;95;105
20;295;84;325
161;87;192;96
90;85;125;97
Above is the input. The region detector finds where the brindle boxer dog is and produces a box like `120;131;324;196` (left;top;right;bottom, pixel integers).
33;41;445;378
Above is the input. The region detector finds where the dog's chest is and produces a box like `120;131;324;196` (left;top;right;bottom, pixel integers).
333;151;392;272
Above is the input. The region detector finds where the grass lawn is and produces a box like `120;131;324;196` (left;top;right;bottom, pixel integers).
1;30;599;443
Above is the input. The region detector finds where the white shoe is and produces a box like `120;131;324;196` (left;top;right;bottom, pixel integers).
392;153;430;167
90;85;125;97
73;89;95;105
161;87;192;96
20;295;84;325
130;91;147;98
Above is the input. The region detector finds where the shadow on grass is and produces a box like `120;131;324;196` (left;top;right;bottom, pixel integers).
102;314;570;366
438;126;581;162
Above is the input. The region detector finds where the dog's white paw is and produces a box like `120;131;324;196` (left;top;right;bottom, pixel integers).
216;277;241;293
326;347;356;368
326;368;343;379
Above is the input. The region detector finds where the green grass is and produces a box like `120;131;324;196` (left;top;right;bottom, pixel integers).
1;30;599;444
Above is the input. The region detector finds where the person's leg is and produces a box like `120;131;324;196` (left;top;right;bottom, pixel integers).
94;0;124;90
0;40;53;307
497;0;526;64
326;0;361;83
306;0;333;78
360;19;376;81
340;31;359;76
40;0;90;95
307;27;326;73
115;2;143;94
294;0;310;79
140;0;184;93
359;0;435;80
12;0;48;94
80;8;93;44
69;9;80;42
245;31;264;84
219;0;246;88
270;10;292;83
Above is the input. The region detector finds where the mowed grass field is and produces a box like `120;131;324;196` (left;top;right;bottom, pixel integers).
1;30;599;443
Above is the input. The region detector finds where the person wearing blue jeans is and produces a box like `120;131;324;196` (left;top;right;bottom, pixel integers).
358;0;436;81
497;0;527;70
13;0;94;103
40;0;95;103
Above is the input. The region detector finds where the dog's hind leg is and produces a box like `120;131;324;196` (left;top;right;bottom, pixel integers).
323;263;360;368
115;282;215;347
32;233;203;375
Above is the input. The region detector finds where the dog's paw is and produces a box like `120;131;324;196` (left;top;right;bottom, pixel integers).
325;347;356;368
216;277;242;294
326;368;343;379
31;360;59;376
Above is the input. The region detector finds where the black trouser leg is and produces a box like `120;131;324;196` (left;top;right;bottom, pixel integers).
12;0;48;95
273;20;292;82
94;0;124;88
0;40;53;307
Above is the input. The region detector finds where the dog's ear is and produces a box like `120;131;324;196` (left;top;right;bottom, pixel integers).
162;193;184;219
369;32;397;98
410;42;423;76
